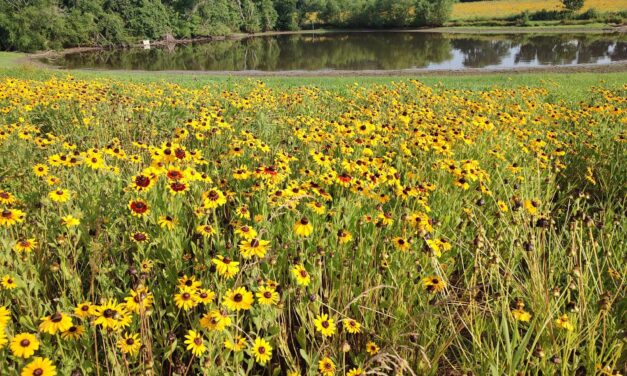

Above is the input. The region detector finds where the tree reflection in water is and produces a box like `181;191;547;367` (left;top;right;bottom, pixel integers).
48;32;627;71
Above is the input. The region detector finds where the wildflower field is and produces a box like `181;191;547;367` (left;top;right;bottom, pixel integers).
451;0;627;20
0;73;625;376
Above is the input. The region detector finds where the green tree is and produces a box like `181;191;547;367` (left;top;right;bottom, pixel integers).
562;0;584;11
414;0;454;26
273;0;299;30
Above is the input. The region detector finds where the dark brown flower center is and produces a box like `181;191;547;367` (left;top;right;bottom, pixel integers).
133;233;147;241
51;312;63;322
135;175;150;187
20;339;30;347
233;293;243;302
33;368;44;376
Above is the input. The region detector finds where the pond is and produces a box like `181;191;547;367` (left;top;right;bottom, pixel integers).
42;32;627;72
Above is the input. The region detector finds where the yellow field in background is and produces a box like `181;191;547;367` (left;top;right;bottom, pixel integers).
452;0;627;20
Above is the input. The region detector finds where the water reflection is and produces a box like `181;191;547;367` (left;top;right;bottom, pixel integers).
45;32;627;71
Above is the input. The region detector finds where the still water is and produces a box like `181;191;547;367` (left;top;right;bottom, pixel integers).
43;32;627;71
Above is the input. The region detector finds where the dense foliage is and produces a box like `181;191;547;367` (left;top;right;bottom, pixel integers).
0;0;454;52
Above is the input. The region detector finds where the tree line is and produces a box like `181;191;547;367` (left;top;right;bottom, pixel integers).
0;0;454;52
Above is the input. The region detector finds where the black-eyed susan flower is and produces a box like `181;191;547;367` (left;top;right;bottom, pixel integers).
318;357;336;376
39;312;72;335
93;300;130;330
314;314;336;337
125;286;154;313
128;199;150;217
497;200;509;213
0;208;25;227
343;318;361;334
140;259;154;273
48;189;71;203
20;357;57;376
1;275;17;289
117;332;141;356
129;174;154;192
10;333;39;358
251;337;272;365
222;287;254;311
239;238;270;259
337;229;353;244
0;190;16;205
366;341;380;356
347;367;365;376
422;276;446;294
307;201;326;215
197;289;216;305
212;256;240;279
224;335;247;352
158;215;176;230
167;181;189;195
60;325;84;340
524;199;540;215
255;286;279;306
33;164;49;177
178;275;201;289
0;306;10;327
174;287;199;311
130;231;150;243
234;225;257;240
512;308;532;322
293;217;313;237
184;330;207;357
84;153;105;169
235;205;251;219
202;188;226;209
555;314;574;331
391;237;410;252
200;310;232;332
196;224;215;238
13;238;37;254
291;264;311;286
60;215;80;227
407;212;433;233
